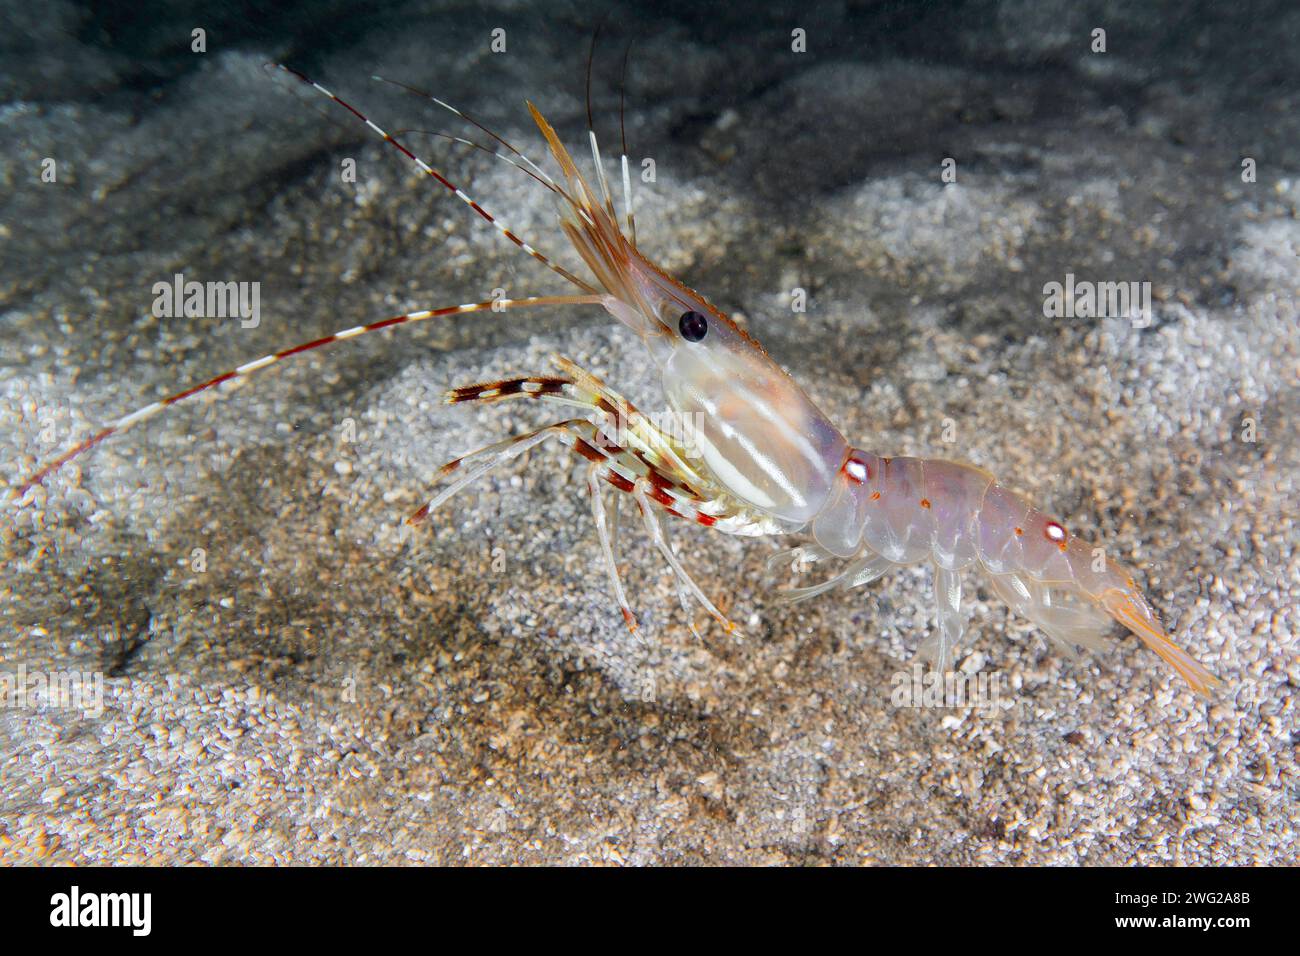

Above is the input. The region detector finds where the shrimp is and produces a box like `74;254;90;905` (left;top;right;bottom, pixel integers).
10;60;1219;697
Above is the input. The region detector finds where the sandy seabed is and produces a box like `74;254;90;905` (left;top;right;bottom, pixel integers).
1;1;1296;864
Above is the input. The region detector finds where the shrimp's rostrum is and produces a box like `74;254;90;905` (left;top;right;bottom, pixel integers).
12;61;1219;698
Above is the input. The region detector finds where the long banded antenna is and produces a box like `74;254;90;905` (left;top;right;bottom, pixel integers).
275;64;596;294
11;294;604;502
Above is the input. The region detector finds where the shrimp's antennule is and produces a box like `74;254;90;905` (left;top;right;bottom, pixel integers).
370;74;577;205
618;39;637;245
393;127;565;196
582;22;620;224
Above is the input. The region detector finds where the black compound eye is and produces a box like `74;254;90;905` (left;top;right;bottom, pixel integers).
678;310;708;342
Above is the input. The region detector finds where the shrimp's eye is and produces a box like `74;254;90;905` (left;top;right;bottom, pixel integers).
678;310;708;342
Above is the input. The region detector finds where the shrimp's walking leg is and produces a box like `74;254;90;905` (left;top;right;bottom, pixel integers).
446;356;710;495
407;419;594;523
917;564;964;675
587;463;639;633
408;412;730;636
765;543;836;576
774;551;891;605
407;418;640;632
427;364;745;636
631;479;734;637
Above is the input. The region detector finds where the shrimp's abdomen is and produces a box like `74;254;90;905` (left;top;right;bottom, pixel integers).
794;451;1217;694
920;458;993;571
971;479;1218;693
809;453;992;563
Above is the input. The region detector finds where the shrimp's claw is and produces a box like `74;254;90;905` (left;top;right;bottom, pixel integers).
1100;588;1220;697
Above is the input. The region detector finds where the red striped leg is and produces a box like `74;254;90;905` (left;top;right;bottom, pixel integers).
550;357;704;489
406;418;597;525
407;411;728;532
405;418;640;633
407;412;738;635
446;357;710;500
631;478;735;637
444;374;587;409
